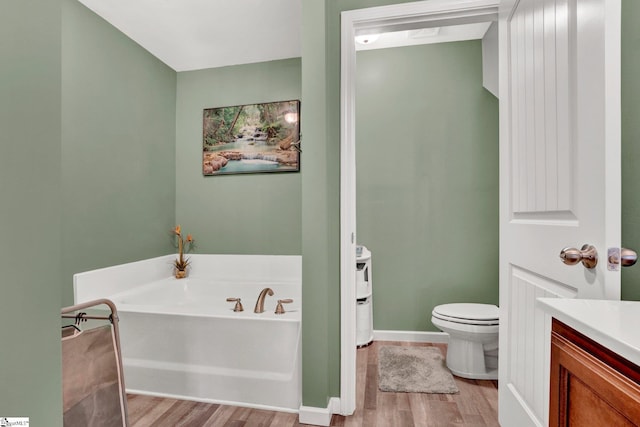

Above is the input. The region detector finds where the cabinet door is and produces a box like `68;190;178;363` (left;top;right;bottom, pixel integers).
550;327;640;426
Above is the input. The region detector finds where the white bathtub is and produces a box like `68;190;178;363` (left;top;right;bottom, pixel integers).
74;254;302;412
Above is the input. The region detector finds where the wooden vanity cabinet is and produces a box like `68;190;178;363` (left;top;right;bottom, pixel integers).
549;319;640;426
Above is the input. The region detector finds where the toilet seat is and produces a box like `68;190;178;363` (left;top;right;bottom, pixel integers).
432;303;499;326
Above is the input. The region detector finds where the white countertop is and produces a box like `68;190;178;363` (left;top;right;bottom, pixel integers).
537;298;640;366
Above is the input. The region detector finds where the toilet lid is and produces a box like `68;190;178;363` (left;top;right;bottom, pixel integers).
432;303;499;325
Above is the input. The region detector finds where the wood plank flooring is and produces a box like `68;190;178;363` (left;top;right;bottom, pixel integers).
126;341;499;427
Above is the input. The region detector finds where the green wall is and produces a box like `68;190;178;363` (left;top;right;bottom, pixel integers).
301;0;341;407
0;0;63;424
622;0;640;301
356;41;499;332
61;0;177;306
175;59;302;255
300;0;418;407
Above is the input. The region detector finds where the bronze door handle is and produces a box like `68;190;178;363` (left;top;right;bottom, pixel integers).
608;248;638;268
559;244;598;269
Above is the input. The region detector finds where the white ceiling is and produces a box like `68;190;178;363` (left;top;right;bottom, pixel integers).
78;0;302;72
355;22;493;52
77;0;491;72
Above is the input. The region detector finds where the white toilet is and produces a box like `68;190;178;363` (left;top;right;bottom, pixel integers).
431;303;499;380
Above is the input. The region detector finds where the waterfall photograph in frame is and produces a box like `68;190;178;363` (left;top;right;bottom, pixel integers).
202;100;301;176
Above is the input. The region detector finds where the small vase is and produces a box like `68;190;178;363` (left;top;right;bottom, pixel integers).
175;269;187;279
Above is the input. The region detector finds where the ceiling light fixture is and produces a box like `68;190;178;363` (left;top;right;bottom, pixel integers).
355;34;380;45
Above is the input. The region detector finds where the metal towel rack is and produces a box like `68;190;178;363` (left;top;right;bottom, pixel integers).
61;298;129;426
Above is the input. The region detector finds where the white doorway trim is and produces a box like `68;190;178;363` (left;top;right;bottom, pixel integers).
339;0;499;415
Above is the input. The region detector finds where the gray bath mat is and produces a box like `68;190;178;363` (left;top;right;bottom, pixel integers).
378;346;459;394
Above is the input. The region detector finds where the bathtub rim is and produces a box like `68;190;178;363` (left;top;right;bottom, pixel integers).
108;277;301;321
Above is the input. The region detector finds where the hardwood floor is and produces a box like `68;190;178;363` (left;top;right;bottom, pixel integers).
126;341;499;427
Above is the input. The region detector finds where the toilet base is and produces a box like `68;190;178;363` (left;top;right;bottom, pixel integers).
446;336;499;380
448;366;498;380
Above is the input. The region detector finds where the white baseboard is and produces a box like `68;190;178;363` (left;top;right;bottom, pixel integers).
373;330;449;343
126;389;298;414
298;397;340;426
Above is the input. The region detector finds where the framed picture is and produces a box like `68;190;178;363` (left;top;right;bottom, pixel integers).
202;100;300;176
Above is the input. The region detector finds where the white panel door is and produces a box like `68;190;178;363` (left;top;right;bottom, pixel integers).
498;0;621;425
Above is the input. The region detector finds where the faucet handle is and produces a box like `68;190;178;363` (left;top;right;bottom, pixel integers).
275;299;293;315
226;297;244;312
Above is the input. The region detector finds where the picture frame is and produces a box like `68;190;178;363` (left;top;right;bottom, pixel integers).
202;100;300;176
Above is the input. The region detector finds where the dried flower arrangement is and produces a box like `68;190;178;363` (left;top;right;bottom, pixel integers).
173;225;194;278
